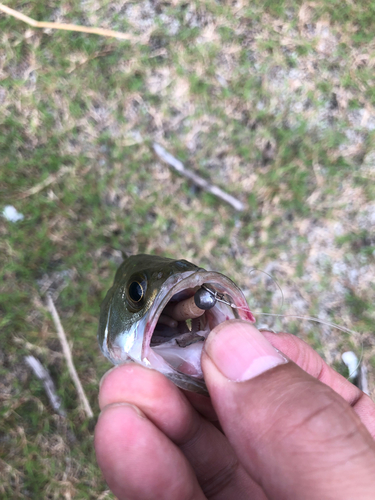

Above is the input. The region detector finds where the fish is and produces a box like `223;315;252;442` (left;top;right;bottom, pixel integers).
98;254;255;395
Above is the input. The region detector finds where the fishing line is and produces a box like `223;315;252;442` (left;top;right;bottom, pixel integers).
349;341;364;380
202;268;285;313
202;280;364;384
254;312;359;337
247;268;285;312
245;271;364;382
254;312;364;382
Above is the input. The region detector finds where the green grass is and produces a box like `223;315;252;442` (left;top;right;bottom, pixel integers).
1;0;375;497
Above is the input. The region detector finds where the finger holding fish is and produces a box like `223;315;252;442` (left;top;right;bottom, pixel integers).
200;321;375;500
95;324;375;500
262;330;375;438
96;255;375;500
95;401;205;500
98;362;266;500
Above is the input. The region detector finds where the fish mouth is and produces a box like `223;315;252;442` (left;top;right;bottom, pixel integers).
142;270;255;384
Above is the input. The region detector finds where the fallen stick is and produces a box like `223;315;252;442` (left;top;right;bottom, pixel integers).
153;143;245;212
17;166;72;199
25;355;66;417
0;3;135;40
46;294;94;419
359;364;370;396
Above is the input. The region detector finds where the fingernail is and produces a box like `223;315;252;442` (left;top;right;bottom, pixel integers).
204;320;287;382
98;402;146;420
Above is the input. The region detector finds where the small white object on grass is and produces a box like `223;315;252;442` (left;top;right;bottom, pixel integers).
2;205;24;222
342;351;359;379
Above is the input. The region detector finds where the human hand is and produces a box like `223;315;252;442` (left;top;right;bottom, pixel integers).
95;320;375;499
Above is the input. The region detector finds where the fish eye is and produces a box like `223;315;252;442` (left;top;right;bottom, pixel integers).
128;281;144;302
126;275;147;307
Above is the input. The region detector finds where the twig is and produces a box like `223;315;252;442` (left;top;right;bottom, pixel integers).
17;166;72;199
358;364;370;396
66;47;115;74
0;3;134;40
46;294;94;418
153;143;245;212
25;355;66;417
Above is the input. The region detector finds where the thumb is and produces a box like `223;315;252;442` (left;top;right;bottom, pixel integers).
201;320;375;500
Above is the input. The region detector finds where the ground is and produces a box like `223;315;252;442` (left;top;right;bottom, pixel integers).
1;1;375;498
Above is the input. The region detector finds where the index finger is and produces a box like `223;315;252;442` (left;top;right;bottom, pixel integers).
98;363;266;500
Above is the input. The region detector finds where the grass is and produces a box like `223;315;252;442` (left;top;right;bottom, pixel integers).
1;0;375;497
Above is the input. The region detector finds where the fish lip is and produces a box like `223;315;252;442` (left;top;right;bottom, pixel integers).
142;269;255;359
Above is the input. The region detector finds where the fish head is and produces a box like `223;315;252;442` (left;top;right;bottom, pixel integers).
98;254;255;395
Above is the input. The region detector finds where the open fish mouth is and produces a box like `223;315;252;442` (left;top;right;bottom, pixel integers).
98;256;255;395
140;270;255;394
